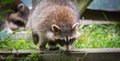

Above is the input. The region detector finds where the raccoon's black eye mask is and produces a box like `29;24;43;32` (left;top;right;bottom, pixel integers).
55;38;76;46
13;20;25;26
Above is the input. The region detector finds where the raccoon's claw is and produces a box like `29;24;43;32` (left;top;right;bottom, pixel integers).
65;49;71;54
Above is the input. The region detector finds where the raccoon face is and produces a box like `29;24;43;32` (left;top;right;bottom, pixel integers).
8;3;29;27
46;23;80;41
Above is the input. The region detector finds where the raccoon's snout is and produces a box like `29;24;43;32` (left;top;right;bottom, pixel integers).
56;38;75;50
64;37;75;50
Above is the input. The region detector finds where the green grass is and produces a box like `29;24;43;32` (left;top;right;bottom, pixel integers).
5;39;36;50
1;24;120;50
0;38;36;50
74;24;120;48
0;30;37;50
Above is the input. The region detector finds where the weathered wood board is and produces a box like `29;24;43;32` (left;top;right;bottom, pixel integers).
76;0;93;15
0;48;120;61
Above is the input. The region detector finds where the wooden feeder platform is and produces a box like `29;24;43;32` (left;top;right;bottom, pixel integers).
0;48;120;61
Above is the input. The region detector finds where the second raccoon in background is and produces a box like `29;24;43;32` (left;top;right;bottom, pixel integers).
0;0;29;32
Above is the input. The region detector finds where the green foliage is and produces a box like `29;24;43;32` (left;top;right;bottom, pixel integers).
0;29;12;49
0;30;36;50
26;52;43;61
0;0;15;6
0;16;3;21
1;24;120;50
0;9;14;14
5;39;36;50
0;0;15;21
74;24;120;48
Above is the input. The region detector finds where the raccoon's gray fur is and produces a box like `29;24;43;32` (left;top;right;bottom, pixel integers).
26;0;80;51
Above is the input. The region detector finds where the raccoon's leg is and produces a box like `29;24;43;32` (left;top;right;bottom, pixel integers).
32;32;46;51
48;41;59;51
39;40;47;51
32;32;39;45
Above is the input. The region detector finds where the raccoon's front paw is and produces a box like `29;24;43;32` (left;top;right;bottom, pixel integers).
39;46;46;51
32;32;39;45
60;50;71;55
60;47;71;55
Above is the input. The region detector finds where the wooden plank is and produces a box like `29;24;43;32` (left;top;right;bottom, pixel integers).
76;0;93;15
80;19;115;25
0;48;120;54
0;48;120;61
81;9;120;21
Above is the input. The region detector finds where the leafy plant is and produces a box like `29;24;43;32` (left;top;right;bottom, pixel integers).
0;0;15;6
0;16;3;21
0;29;36;50
0;29;17;49
0;0;15;21
74;24;120;48
26;52;43;61
0;9;14;15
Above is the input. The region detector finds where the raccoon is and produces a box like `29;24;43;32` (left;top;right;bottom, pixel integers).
7;3;30;27
0;0;29;31
27;0;80;51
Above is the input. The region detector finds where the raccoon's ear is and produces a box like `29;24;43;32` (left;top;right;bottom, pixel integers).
18;3;25;12
72;23;79;30
52;24;61;32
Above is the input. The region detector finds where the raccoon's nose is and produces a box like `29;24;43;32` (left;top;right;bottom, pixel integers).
65;36;69;50
65;36;69;42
